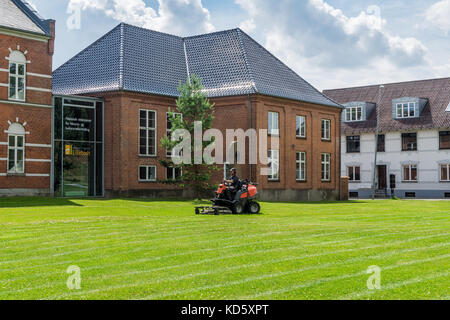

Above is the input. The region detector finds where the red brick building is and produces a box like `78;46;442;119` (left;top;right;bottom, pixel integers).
0;0;54;196
53;24;343;201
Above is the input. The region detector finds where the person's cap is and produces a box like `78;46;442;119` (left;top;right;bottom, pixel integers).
230;168;237;172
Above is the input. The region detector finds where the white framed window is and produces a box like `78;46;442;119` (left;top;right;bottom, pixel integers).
345;106;363;122
139;109;157;156
166;167;182;181
296;152;306;181
166;112;182;157
321;153;331;181
403;164;418;182
321;119;331;141
8;51;27;101
8;135;25;174
296;116;306;138
268;149;279;181
348;166;360;182
268;112;279;135
396;102;416;118
440;164;450;182
139;165;157;182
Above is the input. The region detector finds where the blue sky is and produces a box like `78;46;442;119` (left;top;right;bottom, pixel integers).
30;0;450;90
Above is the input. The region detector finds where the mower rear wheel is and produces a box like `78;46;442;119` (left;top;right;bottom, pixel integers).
233;203;244;214
248;201;261;214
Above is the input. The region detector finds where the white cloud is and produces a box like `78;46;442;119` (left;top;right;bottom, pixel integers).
426;0;450;34
235;0;432;89
67;0;215;36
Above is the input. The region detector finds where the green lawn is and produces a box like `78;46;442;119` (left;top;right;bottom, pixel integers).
0;198;448;300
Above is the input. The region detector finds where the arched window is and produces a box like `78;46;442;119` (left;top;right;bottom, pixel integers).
7;123;25;174
8;50;26;101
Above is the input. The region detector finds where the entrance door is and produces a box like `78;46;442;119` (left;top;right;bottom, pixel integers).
377;165;387;190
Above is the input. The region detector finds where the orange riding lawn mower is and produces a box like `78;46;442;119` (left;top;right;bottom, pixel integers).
195;180;261;215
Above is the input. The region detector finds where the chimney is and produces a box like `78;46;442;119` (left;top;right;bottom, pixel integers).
48;20;55;55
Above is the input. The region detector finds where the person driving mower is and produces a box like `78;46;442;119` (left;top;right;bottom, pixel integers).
224;168;240;200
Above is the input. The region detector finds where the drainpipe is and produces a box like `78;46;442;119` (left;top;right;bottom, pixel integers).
371;85;384;200
248;94;253;181
339;110;342;201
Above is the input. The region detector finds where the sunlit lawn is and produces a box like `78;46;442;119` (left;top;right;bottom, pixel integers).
0;198;448;300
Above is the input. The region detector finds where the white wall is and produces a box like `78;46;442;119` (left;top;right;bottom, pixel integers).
341;130;450;194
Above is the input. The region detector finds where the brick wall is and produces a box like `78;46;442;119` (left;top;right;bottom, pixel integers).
0;30;54;194
98;91;342;199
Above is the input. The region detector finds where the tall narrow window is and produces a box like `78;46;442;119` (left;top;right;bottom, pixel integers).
348;166;360;181
268;150;279;181
296;116;306;138
403;164;418;182
402;133;417;151
268;112;279;135
166;112;182;157
139;166;156;182
346;136;360;153
321;119;331;141
377;134;385;152
440;164;450;182
139;110;156;156
321;153;331;181
7;123;26;174
8;51;26;101
296;152;306;181
439;131;450;150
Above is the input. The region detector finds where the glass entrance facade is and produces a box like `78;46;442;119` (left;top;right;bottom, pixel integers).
53;96;104;197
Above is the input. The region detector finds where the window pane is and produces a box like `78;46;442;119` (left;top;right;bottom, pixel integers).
18;78;25;100
18;64;25;75
404;166;410;181
9;135;15;146
441;165;448;181
397;105;402;117
139;111;147;127
148;111;155;128
411;166;417;181
409;103;415;117
9;63;16;74
403;104;408;117
348;167;354;180
355;167;360;181
139;167;147;180
439;131;450;149
16;160;24;172
9;76;16;99
17;149;24;162
346;110;351;121
8;161;15;171
148;130;155;155
17;136;24;147
149;167;156;180
8;151;14;162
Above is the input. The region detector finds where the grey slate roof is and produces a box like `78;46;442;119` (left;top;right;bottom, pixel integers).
0;0;53;36
53;23;342;108
323;77;450;135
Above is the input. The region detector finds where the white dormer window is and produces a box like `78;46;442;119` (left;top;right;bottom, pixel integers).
345;106;363;122
8;50;27;101
396;102;416;118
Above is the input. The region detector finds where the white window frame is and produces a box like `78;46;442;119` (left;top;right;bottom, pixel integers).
139;165;157;182
296;115;306;138
347;166;361;182
402;164;418;182
296;151;306;181
8;61;26;101
166;112;183;157
7;134;25;174
166;166;183;180
321;153;331;182
268;149;279;181
396;102;416;119
345;106;363;122
321;119;331;141
440;164;450;182
139;109;157;157
268;112;279;136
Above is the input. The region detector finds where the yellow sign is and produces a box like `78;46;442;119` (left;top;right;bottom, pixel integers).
65;145;73;155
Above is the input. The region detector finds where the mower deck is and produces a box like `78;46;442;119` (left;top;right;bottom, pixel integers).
195;206;234;215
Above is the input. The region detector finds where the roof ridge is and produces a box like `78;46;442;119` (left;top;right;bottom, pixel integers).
236;28;258;94
119;23;125;89
324;77;450;92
